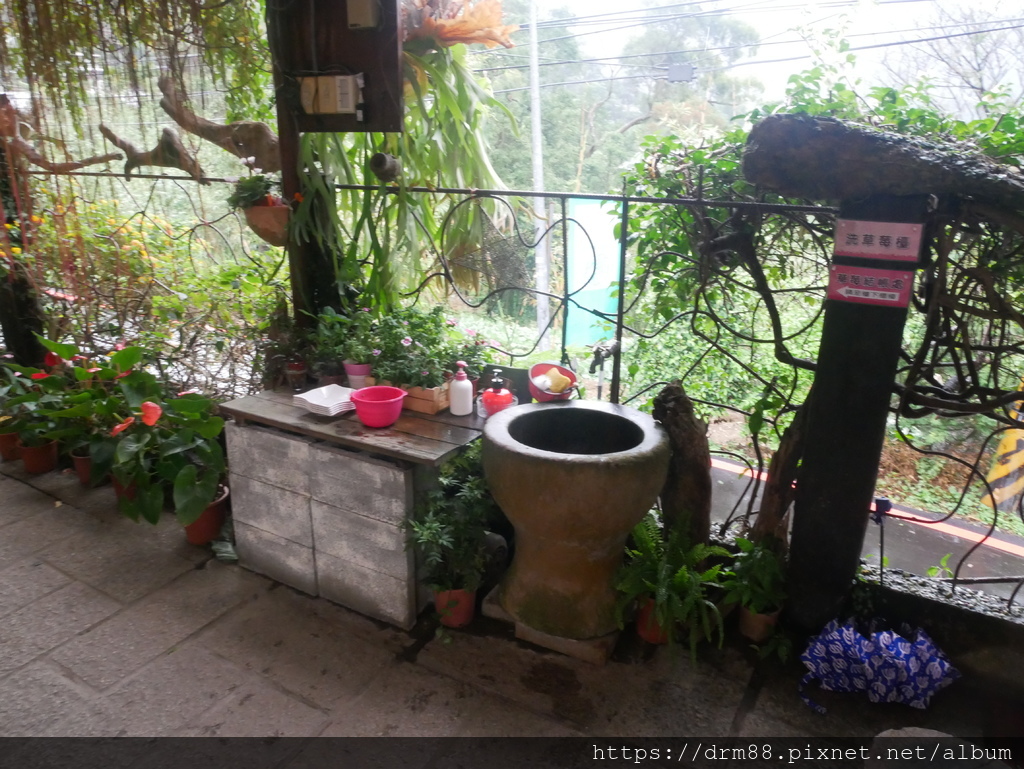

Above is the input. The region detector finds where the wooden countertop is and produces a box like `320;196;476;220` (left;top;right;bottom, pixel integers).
220;389;485;467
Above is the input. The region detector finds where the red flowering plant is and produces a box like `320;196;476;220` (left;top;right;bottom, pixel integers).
0;343;83;448
0;360;36;440
8;338;148;460
91;371;226;526
7;337;226;525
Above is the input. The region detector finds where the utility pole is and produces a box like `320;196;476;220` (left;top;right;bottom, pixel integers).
529;0;551;349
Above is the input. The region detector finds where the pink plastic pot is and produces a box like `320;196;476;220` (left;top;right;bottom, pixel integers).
350;385;407;428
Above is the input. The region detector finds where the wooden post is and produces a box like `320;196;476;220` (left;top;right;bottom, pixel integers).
787;194;929;631
265;0;403;324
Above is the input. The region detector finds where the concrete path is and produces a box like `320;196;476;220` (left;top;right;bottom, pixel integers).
0;462;1013;742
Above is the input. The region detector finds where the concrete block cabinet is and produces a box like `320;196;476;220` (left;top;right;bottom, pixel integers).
221;390;484;630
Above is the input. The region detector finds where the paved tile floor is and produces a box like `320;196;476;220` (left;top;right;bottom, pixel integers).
0;463;1016;742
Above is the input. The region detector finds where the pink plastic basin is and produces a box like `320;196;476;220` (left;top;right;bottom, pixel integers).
528;362;577;402
350;385;407;428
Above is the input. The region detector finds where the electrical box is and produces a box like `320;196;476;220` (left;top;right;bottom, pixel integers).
667;63;695;84
348;0;380;29
298;75;363;116
270;0;401;132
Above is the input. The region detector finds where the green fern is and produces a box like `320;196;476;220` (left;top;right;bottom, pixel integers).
615;512;730;659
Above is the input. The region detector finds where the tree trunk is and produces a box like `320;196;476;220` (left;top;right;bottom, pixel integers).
750;403;807;546
0;259;46;367
653;382;712;545
743;113;1024;212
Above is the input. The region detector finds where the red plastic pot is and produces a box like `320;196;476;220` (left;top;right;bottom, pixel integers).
110;476;137;502
434;588;477;628
184;486;230;545
71;450;93;487
636;597;670;645
0;431;20;461
350;385;406;428
18;440;58;475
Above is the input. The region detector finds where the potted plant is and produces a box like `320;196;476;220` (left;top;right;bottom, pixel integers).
85;356;227;541
228;174;289;247
0;364;31;461
26;338;130;485
1;357;69;474
404;443;504;627
309;306;377;386
721;536;788;643
372;307;457;413
443;324;496;396
615;511;730;657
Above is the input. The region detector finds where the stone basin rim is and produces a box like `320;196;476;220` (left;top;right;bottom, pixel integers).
482;400;667;461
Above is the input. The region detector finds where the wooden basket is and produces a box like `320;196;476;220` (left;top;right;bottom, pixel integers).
366;378;451;415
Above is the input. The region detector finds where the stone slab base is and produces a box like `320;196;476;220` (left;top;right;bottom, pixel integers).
482;586;617;665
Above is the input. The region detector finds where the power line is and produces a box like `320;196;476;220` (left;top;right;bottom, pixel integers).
492;21;1024;93
701;21;1024;71
494;73;662;95
476;0;937;51
475;17;1024;76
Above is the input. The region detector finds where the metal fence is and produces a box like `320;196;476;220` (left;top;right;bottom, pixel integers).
28;172;1024;614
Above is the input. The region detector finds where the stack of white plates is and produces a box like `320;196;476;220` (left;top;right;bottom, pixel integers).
293;384;355;416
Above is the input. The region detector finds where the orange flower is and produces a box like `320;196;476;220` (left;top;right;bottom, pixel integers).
111;417;135;436
140;401;162;426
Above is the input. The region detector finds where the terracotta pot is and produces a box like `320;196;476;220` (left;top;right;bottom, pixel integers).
71;450;93;487
636;597;670;645
243;205;289;247
434;588;476;628
185;486;230;546
18;440;58;474
0;431;20;461
738;606;781;644
110;476;137;502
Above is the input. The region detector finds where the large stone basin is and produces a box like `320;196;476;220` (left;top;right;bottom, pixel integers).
482;401;670;640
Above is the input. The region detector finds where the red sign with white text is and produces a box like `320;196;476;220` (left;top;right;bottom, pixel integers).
834;219;922;262
827;266;914;308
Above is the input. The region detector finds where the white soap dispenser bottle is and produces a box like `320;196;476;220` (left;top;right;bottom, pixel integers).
449;360;474;416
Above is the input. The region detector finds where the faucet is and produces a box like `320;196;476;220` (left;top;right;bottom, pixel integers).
590;339;619;374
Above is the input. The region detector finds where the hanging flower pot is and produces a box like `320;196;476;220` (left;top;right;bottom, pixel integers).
17;439;58;475
636;597;670;645
0;431;20;462
184;486;230;546
71;448;93;487
243;205;289;247
433;588;476;628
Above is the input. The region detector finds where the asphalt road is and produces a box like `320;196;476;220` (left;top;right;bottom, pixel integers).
710;456;1024;604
